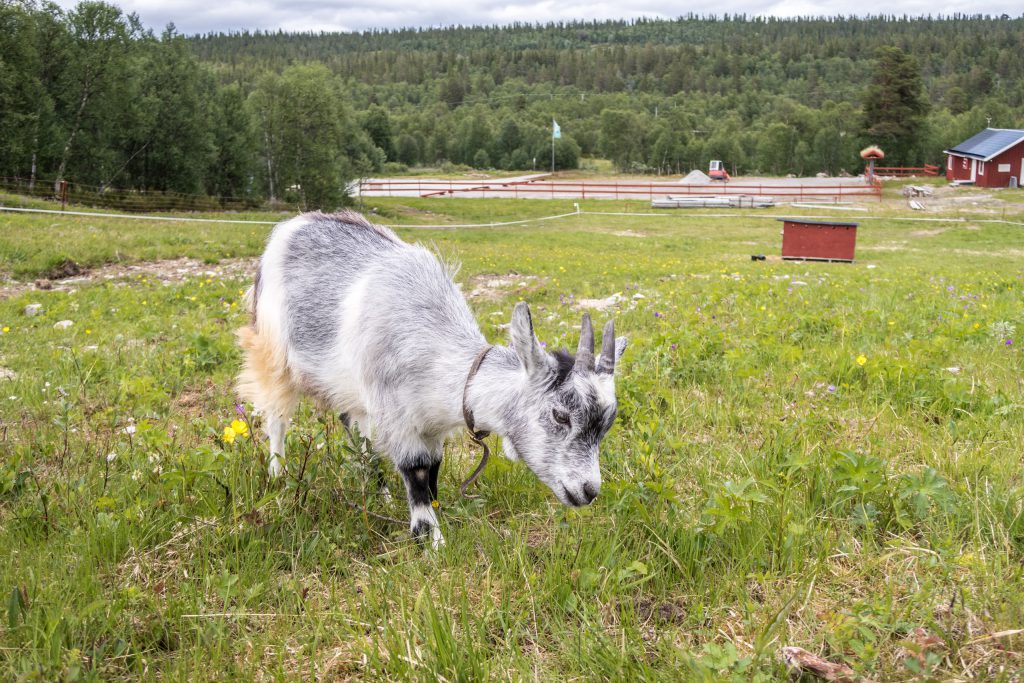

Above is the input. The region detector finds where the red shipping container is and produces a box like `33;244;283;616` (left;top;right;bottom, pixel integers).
779;218;858;262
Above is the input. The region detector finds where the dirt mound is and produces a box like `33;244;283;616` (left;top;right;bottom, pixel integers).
679;170;711;184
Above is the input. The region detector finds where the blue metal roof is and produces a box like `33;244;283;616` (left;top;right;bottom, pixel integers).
946;128;1024;161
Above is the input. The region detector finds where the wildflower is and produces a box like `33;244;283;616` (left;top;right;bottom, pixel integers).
1;326;8;333
827;384;837;393
856;354;867;366
106;452;117;463
223;426;236;444
670;343;678;351
1007;339;1015;346
990;321;1016;340
235;403;247;418
123;424;136;435
230;419;249;438
654;311;664;318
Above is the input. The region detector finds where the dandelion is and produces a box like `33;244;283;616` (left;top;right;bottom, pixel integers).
230;419;249;438
223;426;237;444
1;326;8;333
856;354;867;366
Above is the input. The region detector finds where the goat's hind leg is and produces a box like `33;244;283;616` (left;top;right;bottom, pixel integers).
266;411;291;478
398;454;445;549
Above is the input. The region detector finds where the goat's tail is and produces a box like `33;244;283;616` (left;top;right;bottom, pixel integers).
235;323;297;420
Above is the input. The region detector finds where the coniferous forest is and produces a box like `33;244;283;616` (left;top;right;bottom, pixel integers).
2;1;1023;208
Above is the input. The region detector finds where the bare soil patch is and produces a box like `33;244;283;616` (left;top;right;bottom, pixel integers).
0;257;257;299
466;272;545;301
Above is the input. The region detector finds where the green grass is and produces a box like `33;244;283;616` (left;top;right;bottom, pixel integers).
0;197;1022;680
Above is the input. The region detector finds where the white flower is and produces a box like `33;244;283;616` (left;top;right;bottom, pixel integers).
990;321;1016;340
123;424;136;435
106;452;117;463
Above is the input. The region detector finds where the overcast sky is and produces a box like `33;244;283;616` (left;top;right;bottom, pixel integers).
49;0;1022;35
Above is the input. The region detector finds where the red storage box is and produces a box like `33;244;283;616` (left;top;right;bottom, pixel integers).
779;218;858;262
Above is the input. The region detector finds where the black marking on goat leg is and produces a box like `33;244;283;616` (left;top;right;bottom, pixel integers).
400;463;434;507
428;460;441;502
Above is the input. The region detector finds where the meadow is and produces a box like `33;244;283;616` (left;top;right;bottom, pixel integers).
0;191;1022;680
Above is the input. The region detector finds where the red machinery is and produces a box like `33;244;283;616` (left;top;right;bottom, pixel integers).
708;160;730;181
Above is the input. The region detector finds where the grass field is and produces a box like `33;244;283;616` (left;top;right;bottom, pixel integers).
1;193;1022;680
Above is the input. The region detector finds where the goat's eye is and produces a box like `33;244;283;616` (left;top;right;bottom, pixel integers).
552;408;571;426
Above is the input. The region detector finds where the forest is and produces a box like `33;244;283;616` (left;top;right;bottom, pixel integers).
2;1;1023;208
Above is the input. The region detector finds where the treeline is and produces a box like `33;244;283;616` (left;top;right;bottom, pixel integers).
2;3;1023;210
0;1;379;208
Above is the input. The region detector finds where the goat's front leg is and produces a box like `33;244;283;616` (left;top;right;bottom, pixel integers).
399;457;444;549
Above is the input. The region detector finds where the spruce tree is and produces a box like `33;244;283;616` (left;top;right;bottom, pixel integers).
862;46;929;165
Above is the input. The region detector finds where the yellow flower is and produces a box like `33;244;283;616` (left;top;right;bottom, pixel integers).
230;419;249;438
973;323;980;330
431;499;440;509
856;354;867;366
222;426;237;444
1;326;8;333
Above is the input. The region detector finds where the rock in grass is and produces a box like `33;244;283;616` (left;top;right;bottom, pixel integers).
53;319;73;330
24;303;43;317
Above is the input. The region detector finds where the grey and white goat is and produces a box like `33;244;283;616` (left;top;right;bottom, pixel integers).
236;211;626;546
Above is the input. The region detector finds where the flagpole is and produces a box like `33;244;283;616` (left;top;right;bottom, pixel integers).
551;123;555;173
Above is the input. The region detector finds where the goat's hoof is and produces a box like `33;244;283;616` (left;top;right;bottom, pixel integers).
268;456;285;478
411;521;445;549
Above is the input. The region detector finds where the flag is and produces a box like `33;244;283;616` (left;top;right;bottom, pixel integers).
552;119;561;139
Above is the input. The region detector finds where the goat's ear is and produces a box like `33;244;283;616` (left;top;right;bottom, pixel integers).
510;301;547;376
614;336;628;362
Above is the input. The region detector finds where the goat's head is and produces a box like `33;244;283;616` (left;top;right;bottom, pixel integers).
503;301;626;507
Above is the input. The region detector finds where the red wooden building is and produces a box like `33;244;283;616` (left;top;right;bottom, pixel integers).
778;218;858;262
944;128;1024;187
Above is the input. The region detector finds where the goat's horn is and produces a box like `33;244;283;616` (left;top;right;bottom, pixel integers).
575;313;594;372
597;320;616;374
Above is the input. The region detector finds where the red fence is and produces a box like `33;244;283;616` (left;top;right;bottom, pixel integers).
359;178;882;202
869;164;940;177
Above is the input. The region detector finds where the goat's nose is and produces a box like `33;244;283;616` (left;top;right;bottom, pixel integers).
582;481;599;504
